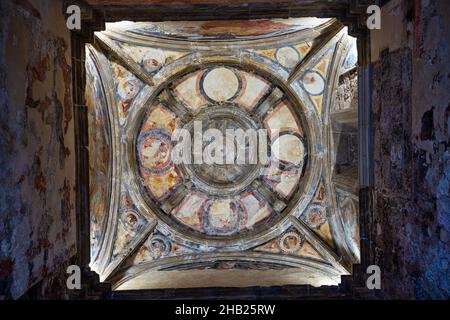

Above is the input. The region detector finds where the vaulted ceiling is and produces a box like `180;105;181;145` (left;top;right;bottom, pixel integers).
86;18;359;290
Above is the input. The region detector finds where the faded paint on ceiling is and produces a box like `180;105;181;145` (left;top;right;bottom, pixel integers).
86;18;359;289
105;18;331;41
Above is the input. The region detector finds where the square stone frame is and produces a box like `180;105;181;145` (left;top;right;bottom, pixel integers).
69;0;376;299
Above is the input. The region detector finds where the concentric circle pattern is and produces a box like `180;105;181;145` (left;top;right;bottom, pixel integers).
88;20;361;286
136;65;308;239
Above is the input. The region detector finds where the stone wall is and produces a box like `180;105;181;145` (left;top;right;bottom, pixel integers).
0;0;75;299
371;0;449;299
0;0;448;300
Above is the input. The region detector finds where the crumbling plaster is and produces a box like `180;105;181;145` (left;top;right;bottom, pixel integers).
0;0;75;299
0;0;448;300
371;0;449;299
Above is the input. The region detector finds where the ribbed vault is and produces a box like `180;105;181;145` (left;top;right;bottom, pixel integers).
86;18;360;290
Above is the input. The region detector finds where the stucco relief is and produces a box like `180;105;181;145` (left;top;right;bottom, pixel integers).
86;18;359;289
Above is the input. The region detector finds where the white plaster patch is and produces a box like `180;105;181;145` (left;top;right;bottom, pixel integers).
302;71;325;96
276;46;300;69
203;67;239;102
234;72;270;109
265;102;300;137
173;72;205;110
240;193;271;228
272;134;304;165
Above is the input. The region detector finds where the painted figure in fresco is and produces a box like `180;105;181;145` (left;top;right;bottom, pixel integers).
304;205;327;229
118;77;140;100
148;235;171;259
125;212;138;229
141;49;166;73
202;199;243;234
139;132;172;173
282;234;299;250
120;210;141;234
279;232;304;253
118;77;140;115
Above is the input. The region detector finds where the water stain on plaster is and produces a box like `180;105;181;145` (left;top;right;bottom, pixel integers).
0;0;75;299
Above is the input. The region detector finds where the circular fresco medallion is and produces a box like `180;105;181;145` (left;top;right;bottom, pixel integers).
202;67;240;102
301;71;325;96
120;209;141;234
137;130;173;175
118;77;140;100
183;105;261;196
271;133;305;166
141;48;166;73
276;46;301;69
279;231;304;254
134;64;312;244
303;204;327;229
147;234;171;258
201;198;245;235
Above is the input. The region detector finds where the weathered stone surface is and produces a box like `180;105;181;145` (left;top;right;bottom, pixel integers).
335;69;358;112
0;0;448;300
0;0;75;299
371;0;450;299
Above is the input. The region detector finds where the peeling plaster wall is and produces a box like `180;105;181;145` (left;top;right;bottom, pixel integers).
0;0;448;300
371;0;449;299
0;0;75;299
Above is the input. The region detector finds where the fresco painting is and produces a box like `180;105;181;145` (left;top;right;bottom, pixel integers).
86;18;359;287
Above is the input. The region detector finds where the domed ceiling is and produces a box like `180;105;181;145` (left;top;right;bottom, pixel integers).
86;18;360;290
136;65;307;241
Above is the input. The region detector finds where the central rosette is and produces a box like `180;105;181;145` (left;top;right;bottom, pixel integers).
182;105;263;196
136;65;307;238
